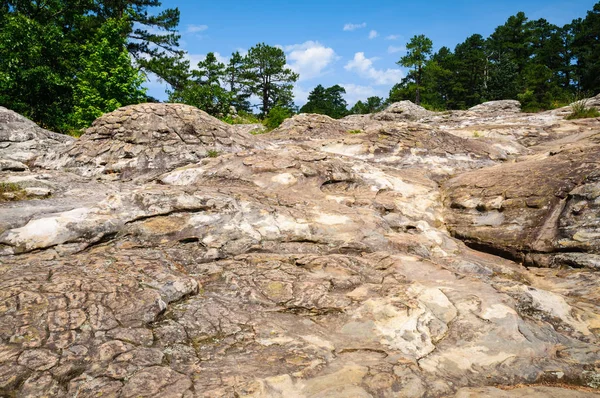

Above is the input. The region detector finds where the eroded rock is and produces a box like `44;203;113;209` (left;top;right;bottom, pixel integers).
1;100;600;397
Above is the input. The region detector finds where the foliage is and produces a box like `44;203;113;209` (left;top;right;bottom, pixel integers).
226;51;252;113
347;129;363;134
206;149;219;158
0;182;27;202
300;85;349;118
242;43;299;115
0;0;181;132
398;35;433;105
566;99;600;119
264;106;292;130
387;3;600;113
350;97;385;114
168;52;231;116
71;17;147;129
220;111;261;125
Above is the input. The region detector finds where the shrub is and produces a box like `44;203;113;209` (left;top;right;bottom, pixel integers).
566;99;600;120
263;106;292;130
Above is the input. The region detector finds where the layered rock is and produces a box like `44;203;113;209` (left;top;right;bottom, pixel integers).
372;101;435;121
1;100;600;397
443;134;600;268
37;103;257;179
0;106;74;165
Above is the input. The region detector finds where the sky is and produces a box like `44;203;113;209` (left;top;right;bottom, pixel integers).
145;0;598;107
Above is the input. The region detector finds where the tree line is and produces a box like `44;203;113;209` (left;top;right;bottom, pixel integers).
392;4;600;111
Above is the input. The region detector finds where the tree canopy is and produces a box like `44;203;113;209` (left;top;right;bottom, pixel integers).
300;85;349;119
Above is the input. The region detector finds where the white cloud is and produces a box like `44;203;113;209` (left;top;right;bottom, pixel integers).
368;30;379;39
343;22;367;31
387;45;405;54
340;84;386;106
186;24;208;33
293;85;311;106
284;41;338;81
185;52;229;69
385;34;400;40
344;52;403;85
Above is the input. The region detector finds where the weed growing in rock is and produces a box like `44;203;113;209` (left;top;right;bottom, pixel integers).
207;149;220;158
0;182;27;201
566;99;600;120
347;129;363;134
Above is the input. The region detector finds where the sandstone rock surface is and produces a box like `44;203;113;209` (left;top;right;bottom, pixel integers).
1;100;600;397
0;106;74;163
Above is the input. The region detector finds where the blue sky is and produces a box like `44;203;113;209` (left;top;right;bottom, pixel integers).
145;0;598;106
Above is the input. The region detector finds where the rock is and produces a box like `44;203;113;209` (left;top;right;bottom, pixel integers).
372;101;435;121
268;113;349;140
468;100;522;114
443;137;600;267
0;159;29;172
455;386;600;397
1;99;600;397
37;103;257;179
0;106;74;163
23;187;52;197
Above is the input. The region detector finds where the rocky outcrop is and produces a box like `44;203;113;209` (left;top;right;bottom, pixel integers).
0;106;74;165
268;113;349;140
468;100;521;114
37;103;257;179
372;100;435;121
1;100;600;397
443;133;600;268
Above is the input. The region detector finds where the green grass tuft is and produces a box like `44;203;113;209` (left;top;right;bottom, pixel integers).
566;99;600;120
347;129;363;134
206;149;219;158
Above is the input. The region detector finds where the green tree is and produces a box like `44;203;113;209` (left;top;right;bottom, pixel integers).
487;12;532;76
243;43;299;115
453;34;487;107
0;0;184;131
350;97;385;114
71;17;147;129
398;34;433;105
300;84;349;118
0;13;75;131
225;51;251;112
168;52;231;116
573;2;600;94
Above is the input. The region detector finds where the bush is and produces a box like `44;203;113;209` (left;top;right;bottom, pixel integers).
566;99;600;120
263;106;292;130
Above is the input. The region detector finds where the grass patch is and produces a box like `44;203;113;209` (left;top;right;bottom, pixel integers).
347;129;363;135
566;99;600;120
206;149;219;158
473;131;482;138
0;182;27;201
220;111;262;125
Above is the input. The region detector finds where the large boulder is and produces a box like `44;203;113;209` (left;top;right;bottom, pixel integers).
0;106;74;164
267;113;349;140
372;101;435;121
38;103;257;179
443;136;600;268
468;100;521;114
